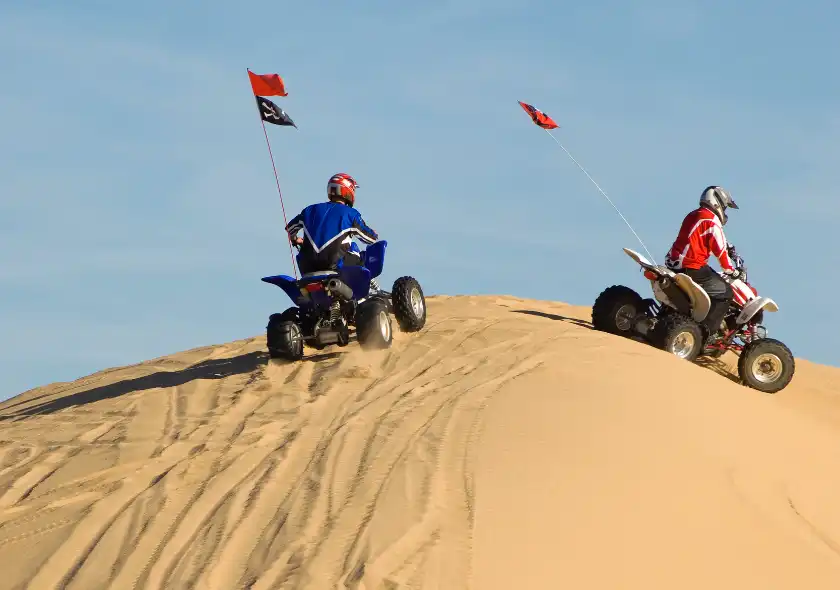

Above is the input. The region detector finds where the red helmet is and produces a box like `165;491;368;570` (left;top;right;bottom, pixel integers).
327;172;359;206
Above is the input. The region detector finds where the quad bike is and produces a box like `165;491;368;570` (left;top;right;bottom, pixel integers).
591;247;795;393
260;240;426;360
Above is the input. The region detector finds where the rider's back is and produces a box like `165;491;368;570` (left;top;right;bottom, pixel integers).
297;201;369;250
665;206;730;270
286;172;378;274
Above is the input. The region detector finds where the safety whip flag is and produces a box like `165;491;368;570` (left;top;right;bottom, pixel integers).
516;99;657;265
248;69;288;96
256;96;297;127
518;101;559;129
247;67;298;276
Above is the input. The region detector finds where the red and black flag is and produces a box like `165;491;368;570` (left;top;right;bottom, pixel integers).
256;96;296;128
518;101;559;129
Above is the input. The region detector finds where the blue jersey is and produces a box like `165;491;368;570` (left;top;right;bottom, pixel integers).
285;201;378;253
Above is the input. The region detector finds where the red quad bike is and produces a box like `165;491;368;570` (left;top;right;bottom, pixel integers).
591;247;795;393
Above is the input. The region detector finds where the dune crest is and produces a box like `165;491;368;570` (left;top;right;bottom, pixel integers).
0;295;838;589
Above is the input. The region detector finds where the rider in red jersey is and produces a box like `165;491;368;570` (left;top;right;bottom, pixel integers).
664;185;743;344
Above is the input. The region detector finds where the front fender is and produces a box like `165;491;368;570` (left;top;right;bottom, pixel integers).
736;296;779;325
362;240;387;278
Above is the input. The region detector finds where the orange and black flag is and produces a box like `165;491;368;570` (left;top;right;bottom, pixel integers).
518;101;559;129
248;69;288;96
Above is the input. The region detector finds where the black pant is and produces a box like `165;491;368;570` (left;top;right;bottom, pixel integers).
298;246;362;275
679;265;733;336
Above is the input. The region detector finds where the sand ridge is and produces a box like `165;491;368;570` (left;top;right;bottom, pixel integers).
0;295;838;589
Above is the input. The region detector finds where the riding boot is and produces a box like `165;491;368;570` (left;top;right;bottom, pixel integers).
702;299;729;345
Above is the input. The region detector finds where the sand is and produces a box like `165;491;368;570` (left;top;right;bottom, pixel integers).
0;295;838;589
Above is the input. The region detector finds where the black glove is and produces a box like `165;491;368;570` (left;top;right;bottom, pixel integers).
727;244;745;270
722;268;744;281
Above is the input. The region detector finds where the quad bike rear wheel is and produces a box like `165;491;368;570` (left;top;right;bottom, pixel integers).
654;314;704;362
737;337;795;393
591;285;645;336
266;308;304;361
391;276;426;332
356;300;394;350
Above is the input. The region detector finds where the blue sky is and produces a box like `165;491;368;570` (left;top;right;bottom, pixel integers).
1;0;838;399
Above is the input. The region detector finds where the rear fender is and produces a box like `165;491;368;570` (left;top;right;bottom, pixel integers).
623;247;676;281
262;274;333;309
262;239;388;306
672;273;712;323
623;248;658;272
736;296;779;325
623;247;714;323
653;279;692;316
261;275;304;305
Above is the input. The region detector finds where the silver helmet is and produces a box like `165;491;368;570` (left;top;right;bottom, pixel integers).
700;185;738;225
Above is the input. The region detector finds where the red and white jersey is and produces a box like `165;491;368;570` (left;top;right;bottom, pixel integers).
665;207;735;271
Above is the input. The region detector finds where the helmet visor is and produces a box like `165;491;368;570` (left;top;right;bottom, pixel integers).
718;188;737;209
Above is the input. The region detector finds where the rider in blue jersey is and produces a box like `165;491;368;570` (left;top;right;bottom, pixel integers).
285;173;380;277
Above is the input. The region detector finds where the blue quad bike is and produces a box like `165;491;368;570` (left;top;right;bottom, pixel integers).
260;240;427;360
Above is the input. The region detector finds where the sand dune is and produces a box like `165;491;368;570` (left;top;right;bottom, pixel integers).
1;295;839;589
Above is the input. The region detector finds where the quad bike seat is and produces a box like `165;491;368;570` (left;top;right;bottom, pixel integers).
296;270;339;286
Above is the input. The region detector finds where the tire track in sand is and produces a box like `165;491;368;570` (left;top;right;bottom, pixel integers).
246;329;544;588
105;361;283;589
196;319;487;589
0;419;121;509
253;326;515;587
121;359;314;590
355;354;545;588
25;441;196;590
28;352;259;588
309;352;546;588
1;298;561;589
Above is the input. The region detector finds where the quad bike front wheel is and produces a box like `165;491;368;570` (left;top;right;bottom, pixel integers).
654;314;704;362
266;308;304;361
356;300;394;350
391;276;426;332
591;285;645;337
737;337;795;393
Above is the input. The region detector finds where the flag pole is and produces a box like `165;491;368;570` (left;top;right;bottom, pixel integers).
543;128;658;265
248;68;298;279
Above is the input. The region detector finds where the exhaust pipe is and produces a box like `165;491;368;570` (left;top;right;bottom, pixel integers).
326;278;353;300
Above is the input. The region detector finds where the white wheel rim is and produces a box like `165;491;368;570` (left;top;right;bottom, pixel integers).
410;288;424;317
290;324;302;353
751;352;783;383
615;304;635;331
671;331;696;358
379;310;390;340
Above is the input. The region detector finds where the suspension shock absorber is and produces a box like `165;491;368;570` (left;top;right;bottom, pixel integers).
329;300;342;325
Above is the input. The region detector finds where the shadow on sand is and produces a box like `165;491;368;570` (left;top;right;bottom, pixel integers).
695;356;741;385
512;309;745;384
1;348;347;420
510;309;593;329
